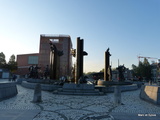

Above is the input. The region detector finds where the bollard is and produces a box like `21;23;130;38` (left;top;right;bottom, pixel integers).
149;81;151;85
32;83;42;103
114;86;121;105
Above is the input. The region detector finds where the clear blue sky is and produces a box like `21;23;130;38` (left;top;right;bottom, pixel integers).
0;0;160;72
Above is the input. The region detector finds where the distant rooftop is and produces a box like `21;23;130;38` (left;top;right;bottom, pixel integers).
40;34;70;38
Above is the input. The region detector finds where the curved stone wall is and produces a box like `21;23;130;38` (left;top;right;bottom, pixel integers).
0;83;18;101
17;78;55;84
21;81;60;91
16;78;27;84
95;84;138;93
97;80;132;86
106;84;138;92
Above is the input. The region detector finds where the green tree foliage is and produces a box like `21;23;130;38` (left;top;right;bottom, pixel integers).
100;68;104;72
132;58;151;80
0;52;17;72
8;54;17;72
84;72;97;76
143;58;152;80
0;52;6;68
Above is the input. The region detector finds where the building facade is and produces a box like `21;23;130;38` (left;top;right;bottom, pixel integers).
39;34;73;77
17;53;39;76
17;34;72;78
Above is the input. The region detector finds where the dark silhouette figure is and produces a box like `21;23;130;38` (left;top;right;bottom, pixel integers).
44;65;49;79
34;65;41;78
117;65;126;82
78;76;88;84
28;65;34;78
28;65;40;78
104;48;111;81
12;74;17;82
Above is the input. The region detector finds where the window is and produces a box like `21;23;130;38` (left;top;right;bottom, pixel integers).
50;39;59;43
28;56;38;64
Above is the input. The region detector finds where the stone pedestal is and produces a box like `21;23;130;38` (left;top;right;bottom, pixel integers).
32;83;42;103
114;86;121;105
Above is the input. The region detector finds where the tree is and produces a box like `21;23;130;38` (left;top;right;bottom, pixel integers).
8;54;17;72
84;71;97;76
0;52;6;68
100;68;104;72
142;58;151;80
132;58;151;80
132;64;137;76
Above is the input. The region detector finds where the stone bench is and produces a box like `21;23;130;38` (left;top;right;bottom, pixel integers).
140;85;160;105
0;83;18;101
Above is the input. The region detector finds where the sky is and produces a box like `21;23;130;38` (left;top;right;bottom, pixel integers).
0;0;160;72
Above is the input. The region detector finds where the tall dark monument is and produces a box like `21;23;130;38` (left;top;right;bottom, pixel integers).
49;42;63;80
56;37;102;95
104;48;111;81
75;37;87;84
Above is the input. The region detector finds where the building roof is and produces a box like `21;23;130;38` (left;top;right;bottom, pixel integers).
40;34;70;38
17;53;39;56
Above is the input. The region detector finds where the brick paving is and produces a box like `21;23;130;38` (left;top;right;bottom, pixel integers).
0;79;160;120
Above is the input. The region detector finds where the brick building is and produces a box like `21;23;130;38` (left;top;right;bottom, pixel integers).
17;53;39;76
17;34;73;78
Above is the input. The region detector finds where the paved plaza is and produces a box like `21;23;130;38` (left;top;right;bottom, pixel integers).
0;79;160;120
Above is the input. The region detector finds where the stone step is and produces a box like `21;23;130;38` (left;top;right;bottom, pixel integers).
53;83;105;95
62;89;100;93
57;91;103;95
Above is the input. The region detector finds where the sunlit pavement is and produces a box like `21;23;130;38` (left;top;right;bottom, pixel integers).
0;79;160;120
